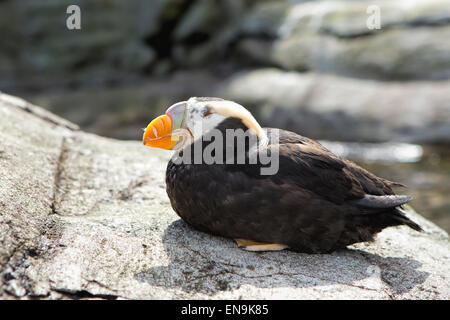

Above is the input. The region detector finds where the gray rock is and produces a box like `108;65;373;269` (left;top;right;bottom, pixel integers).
239;1;290;37
1;0;449;92
237;0;450;80
271;25;450;80
276;0;450;38
1;93;449;299
222;68;450;144
0;0;162;91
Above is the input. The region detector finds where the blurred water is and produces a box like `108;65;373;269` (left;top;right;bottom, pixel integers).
320;141;424;163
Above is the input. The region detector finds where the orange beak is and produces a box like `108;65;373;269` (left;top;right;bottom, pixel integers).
142;114;178;150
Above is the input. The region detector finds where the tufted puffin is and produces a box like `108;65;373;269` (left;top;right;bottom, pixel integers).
142;97;422;253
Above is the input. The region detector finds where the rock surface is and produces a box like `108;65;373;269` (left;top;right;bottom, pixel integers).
242;0;450;80
0;93;449;299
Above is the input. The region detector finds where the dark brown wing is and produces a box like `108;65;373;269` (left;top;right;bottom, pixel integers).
268;143;366;204
268;128;402;197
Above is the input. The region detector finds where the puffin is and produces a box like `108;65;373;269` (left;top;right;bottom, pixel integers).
142;97;422;253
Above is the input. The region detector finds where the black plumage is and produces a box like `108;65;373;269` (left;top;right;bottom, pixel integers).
166;118;422;253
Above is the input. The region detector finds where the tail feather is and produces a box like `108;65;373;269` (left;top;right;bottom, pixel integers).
353;195;423;232
392;208;423;232
355;195;412;209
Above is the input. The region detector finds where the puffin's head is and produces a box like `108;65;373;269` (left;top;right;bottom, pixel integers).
143;97;267;150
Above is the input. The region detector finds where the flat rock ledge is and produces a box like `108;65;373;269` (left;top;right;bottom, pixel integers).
0;93;448;300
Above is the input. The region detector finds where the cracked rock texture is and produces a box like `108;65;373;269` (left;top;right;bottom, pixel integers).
0;93;449;300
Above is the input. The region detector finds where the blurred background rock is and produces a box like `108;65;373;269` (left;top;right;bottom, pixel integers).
0;0;449;231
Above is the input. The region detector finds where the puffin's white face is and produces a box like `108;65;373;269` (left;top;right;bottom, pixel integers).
183;98;228;141
143;97;267;151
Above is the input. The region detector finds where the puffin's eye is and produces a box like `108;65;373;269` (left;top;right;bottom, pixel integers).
203;106;212;117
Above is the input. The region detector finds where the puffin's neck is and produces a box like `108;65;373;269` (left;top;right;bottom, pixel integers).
201;99;268;144
207;117;262;156
172;117;263;165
